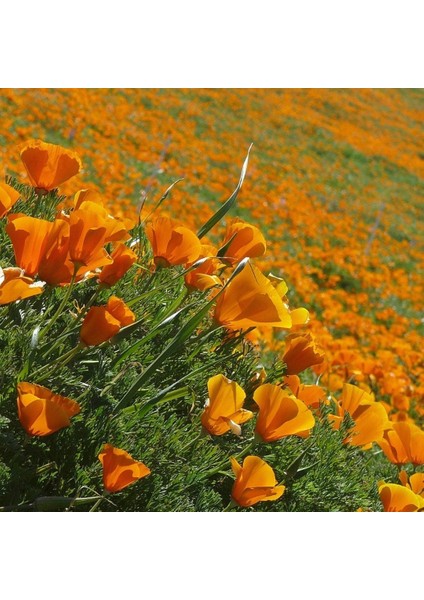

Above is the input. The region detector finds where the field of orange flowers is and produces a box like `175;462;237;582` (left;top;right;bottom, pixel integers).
0;88;423;512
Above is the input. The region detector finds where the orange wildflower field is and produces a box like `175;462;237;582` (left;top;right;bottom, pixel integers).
0;88;423;512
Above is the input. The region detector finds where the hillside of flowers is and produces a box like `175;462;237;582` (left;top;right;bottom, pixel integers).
0;88;423;512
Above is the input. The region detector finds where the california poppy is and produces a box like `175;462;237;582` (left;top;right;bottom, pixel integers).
68;201;112;268
17;382;80;436
145;216;202;268
283;375;327;410
6;214;54;277
201;374;253;436
98;444;150;493
377;421;424;465
0;182;20;219
378;482;424;512
399;470;424;496
230;455;285;507
220;218;266;263
80;296;135;346
282;332;325;375
213;262;293;331
253;383;315;442
329;383;390;448
184;245;223;291
0;267;44;305
98;243;138;286
105;295;136;326
20;139;82;192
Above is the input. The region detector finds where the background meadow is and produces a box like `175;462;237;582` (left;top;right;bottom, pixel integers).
0;88;423;512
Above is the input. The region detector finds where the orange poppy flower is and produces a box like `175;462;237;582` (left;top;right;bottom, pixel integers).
80;296;135;346
6;214;54;277
184;244;223;291
378;482;424;512
282;332;325;375
213;262;292;331
98;444;150;493
253;383;315;442
230;455;285;507
105;295;136;326
377;421;424;465
201;374;253;436
0;182;20;219
283;375;327;410
399;470;424;496
37;218;74;286
0;267;44;305
220;218;266;263
68;201;114;267
98;243;138;286
20;139;82;192
329;383;390;448
145;216;202;268
17;382;80;436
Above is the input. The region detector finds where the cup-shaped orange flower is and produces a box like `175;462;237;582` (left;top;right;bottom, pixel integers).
329;383;390;448
145;216;202;268
378;482;424;512
220;218;266;263
201;374;253;436
68;201;113;267
98;444;151;493
399;470;424;496
0;182;20;219
377;421;424;465
230;455;285;507
283;375;327;410
98;243;138;286
6;214;54;277
253;383;315;442
17;382;80;436
184;245;223;292
214;262;292;331
0;267;44;305
105;295;136;326
20;139;82;192
282;332;325;375
80;296;135;346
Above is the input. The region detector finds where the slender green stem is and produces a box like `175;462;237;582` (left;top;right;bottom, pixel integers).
31;343;83;381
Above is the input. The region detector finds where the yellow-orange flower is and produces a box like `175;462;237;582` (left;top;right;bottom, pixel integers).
98;444;151;493
283;374;327;410
68;201;113;267
0;267;44;305
6;214;54;277
220;218;266;263
98;243;138;286
378;482;424;512
105;295;136;326
399;470;424;496
377;421;424;465
230;455;285;507
145;216;202;268
0;182;20;219
282;332;325;375
213;262;293;331
329;383;390;448
184;244;223;291
20;139;82;192
253;383;315;442
201;374;253;436
17;382;80;436
80;296;135;346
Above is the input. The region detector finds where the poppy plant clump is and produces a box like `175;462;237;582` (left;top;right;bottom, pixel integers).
0;88;423;513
